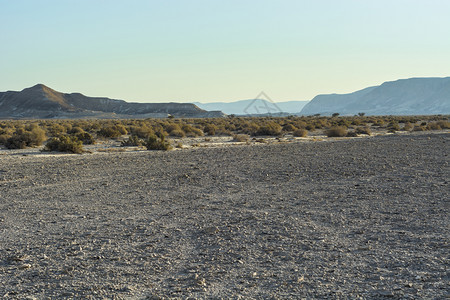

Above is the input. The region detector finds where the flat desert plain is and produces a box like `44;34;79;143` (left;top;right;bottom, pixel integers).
0;133;448;299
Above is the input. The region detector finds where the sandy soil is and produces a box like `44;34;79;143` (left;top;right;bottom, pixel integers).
0;132;449;299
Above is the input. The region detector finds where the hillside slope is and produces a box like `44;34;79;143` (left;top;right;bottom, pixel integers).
300;77;450;116
0;84;224;119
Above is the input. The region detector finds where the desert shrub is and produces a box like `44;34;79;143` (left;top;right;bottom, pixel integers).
165;124;186;137
0;134;11;145
47;123;67;136
5;127;47;149
335;119;351;127
129;125;154;139
255;122;282;136
215;126;232;136
121;135;144;146
146;134;171;151
67;126;85;134
413;125;426;131
169;129;186;137
44;135;83;153
388;122;400;132
346;131;358;137
351;119;362;126
224;122;236;132
0;128;12;145
75;132;96;145
427;122;445;130
241;123;260;135
436;120;450;129
181;124;203;137
233;134;250;142
294;120;307;129
293;128;308;137
355;126;371;135
326;126;347;137
402;122;413;131
313;118;329;129
372;119;385;127
188;127;204;137
115;124;128;135
305;124;315;131
61;122;73;133
97;126;124;138
282;123;297;132
203;124;218;136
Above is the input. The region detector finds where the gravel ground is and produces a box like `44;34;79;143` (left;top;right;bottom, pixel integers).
0;133;449;299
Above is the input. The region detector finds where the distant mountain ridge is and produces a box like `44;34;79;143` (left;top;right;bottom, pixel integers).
195;99;309;115
0;84;224;119
1;77;449;119
300;77;450;116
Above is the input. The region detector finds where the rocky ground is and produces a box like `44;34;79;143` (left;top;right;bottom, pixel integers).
0;133;448;299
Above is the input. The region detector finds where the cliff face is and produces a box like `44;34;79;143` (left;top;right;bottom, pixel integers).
300;77;450;116
0;84;225;119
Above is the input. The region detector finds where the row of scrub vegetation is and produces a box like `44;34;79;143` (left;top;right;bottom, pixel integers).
0;115;448;153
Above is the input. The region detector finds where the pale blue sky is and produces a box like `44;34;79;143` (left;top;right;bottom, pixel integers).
1;0;449;102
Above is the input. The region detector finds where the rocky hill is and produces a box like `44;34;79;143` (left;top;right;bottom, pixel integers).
300;77;450;116
0;84;224;119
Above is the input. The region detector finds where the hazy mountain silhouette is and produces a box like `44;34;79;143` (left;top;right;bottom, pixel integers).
195;99;309;115
300;77;450;116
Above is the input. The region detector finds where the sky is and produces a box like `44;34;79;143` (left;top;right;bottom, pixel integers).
1;0;450;103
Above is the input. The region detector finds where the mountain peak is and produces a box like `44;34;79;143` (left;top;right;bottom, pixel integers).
21;84;56;94
26;83;49;90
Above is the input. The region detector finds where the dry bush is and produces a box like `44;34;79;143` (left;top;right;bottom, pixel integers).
75;132;96;145
305;124;315;131
372;119;385;127
0;128;12;145
233;134;250;142
0;134;11;145
5;127;47;149
203;124;218;135
402;122;413;131
170;129;186;137
293;129;308;137
241;122;260;135
129;125;154;139
255;121;282;136
436;120;450;129
181;124;203;137
47;123;67;136
121;135;144;146
97;126;126;138
346;131;358;137
282;123;297;132
326;126;348;137
189;127;204;137
334;119;351;127
413;125;426;131
388;122;400;132
355;126;371;135
146;134;172;151
426;122;441;130
67;126;85;134
43;135;83;154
